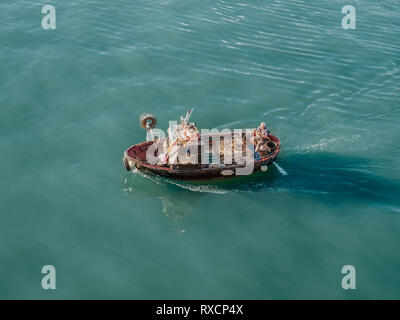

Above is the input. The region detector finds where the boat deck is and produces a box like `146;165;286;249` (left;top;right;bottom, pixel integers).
126;133;280;168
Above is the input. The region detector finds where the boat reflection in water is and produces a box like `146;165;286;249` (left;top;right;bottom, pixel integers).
121;161;286;233
122;169;220;233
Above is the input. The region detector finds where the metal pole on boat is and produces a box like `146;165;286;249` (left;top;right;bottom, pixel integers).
149;128;154;141
146;124;154;141
182;108;194;128
165;108;194;162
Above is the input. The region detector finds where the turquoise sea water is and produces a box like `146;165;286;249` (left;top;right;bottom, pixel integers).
1;0;399;299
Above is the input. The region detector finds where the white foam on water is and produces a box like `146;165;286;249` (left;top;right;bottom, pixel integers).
273;162;288;176
135;169;229;194
287;135;361;154
168;180;229;194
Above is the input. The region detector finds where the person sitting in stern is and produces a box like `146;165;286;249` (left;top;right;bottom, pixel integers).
254;122;270;153
256;122;270;140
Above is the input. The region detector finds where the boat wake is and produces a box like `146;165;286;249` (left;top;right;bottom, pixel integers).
133;169;229;194
273;162;288;176
168;179;229;194
287;135;361;154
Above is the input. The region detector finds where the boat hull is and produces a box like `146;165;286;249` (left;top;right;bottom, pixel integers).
123;135;281;180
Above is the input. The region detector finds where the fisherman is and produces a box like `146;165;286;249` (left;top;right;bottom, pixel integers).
256;122;269;139
254;122;270;153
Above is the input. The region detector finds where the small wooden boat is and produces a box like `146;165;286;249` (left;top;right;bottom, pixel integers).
123;113;281;180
